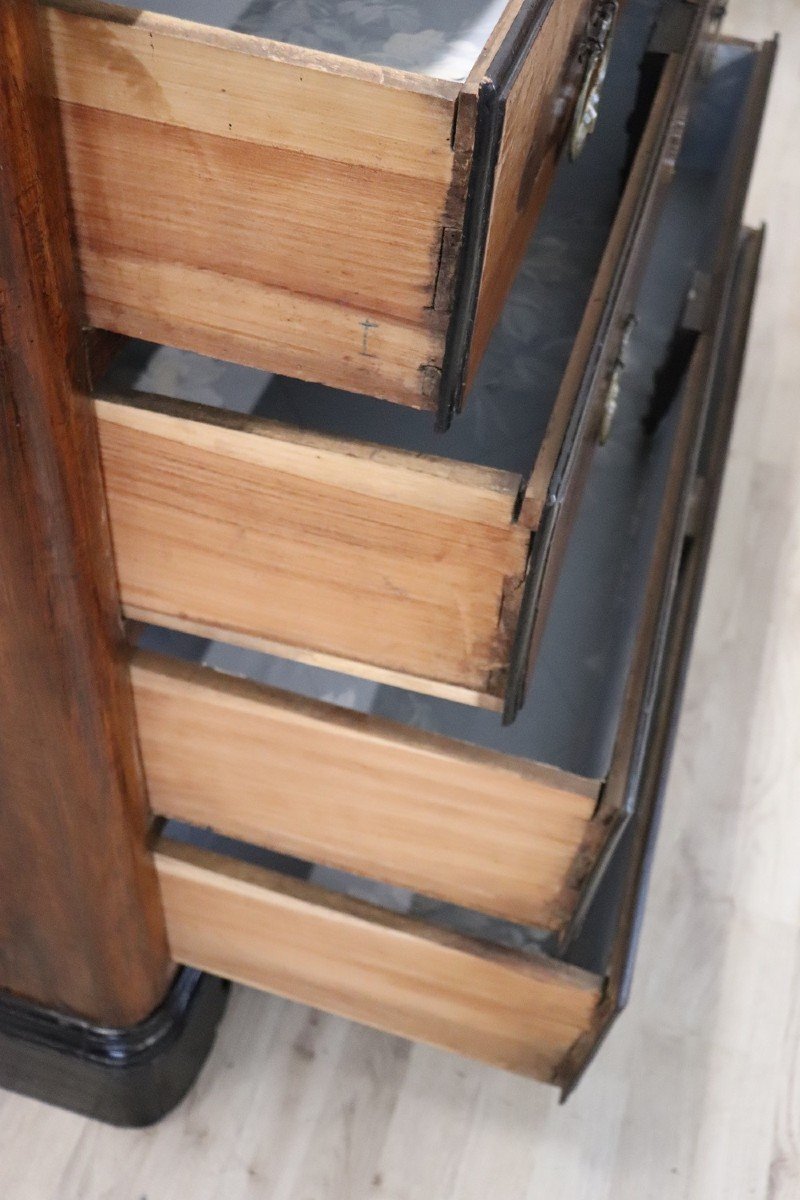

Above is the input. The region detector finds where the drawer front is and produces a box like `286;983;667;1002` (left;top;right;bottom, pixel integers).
561;224;768;1094
439;0;592;426
504;0;716;721
44;0;591;416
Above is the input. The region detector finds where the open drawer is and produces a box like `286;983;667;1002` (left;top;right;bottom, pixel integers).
92;0;719;719
134;35;770;1088
43;0;714;421
149;207;766;1088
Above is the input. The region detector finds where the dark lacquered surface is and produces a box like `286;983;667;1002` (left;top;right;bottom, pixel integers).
0;970;229;1127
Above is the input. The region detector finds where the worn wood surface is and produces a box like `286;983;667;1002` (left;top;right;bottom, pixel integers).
96;394;531;704
0;3;796;1196
0;0;170;1026
42;0;465;408
155;839;601;1081
132;651;598;928
42;0;590;411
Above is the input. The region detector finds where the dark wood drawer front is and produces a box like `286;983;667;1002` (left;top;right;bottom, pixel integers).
504;0;718;721
561;221;767;1094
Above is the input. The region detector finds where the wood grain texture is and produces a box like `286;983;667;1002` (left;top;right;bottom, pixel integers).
467;0;589;377
96;394;531;703
0;4;794;1194
42;0;465;408
132;652;599;928
156;839;601;1081
0;0;170;1025
41;0;590;411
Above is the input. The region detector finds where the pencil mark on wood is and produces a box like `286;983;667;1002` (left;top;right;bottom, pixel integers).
360;317;379;356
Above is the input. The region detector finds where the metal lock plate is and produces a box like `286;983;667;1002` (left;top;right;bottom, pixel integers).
569;1;620;161
599;313;637;445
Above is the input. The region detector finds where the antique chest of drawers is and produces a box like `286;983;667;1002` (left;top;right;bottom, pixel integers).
80;0;713;722
0;0;775;1125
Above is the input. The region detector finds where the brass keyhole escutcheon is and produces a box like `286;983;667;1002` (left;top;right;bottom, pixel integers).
569;1;620;161
599;313;637;445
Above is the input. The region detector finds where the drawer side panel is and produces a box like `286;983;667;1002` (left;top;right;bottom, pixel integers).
156;839;601;1080
43;3;463;408
133;651;599;928
96;396;532;704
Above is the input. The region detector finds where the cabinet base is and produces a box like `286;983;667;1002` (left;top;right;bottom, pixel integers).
0;969;229;1127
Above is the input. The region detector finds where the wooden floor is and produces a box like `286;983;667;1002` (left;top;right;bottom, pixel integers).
1;2;797;1196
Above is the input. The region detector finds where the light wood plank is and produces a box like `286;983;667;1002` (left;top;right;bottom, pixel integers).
96;395;531;701
44;1;461;174
97;393;524;527
43;1;466;407
128;611;509;710
80;247;444;409
156;839;601;1080
133;651;599;928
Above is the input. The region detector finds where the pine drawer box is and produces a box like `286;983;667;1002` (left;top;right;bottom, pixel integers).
89;0;714;722
146;17;771;1081
42;0;616;424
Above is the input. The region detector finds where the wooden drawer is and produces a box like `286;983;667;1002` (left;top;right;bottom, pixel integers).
152;230;765;1091
44;0;603;423
139;37;777;1089
92;0;712;718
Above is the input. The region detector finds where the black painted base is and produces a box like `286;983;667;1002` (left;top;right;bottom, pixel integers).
0;969;229;1127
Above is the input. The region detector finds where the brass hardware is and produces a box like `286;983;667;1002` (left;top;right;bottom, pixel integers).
569;1;620;161
701;3;728;78
599;314;636;445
